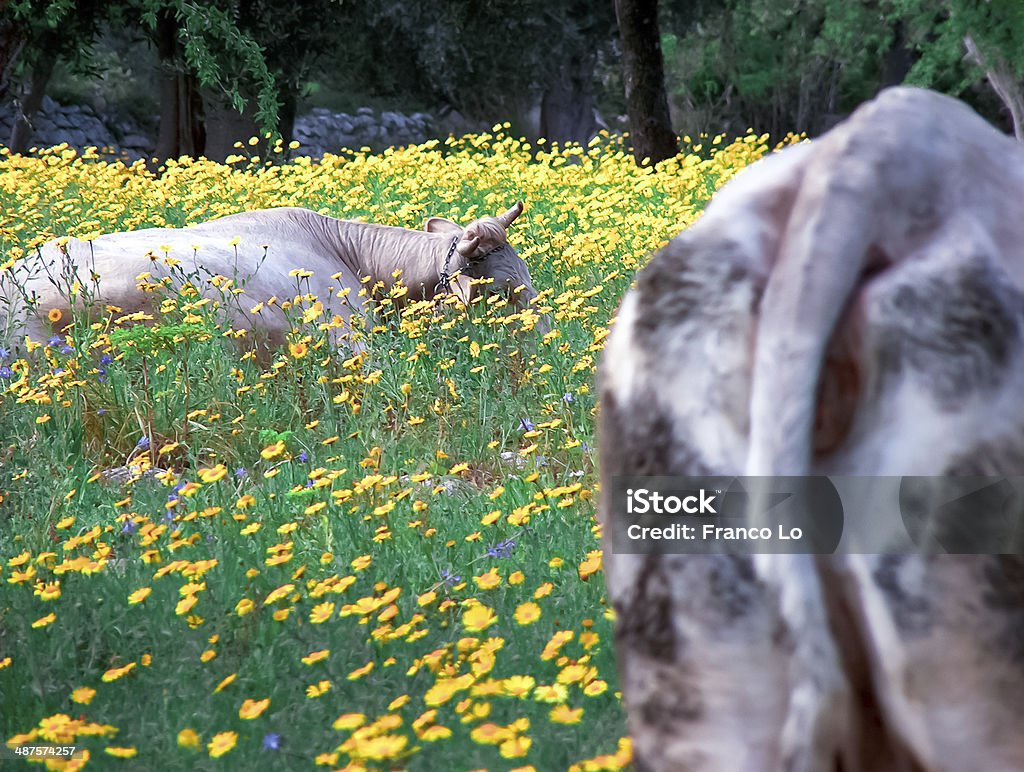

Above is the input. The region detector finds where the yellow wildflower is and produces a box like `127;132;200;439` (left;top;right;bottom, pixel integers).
207;730;237;758
239;698;270;719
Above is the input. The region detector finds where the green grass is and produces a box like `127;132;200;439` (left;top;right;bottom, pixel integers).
0;130;773;769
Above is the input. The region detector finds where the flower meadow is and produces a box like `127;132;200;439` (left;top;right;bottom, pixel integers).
0;128;778;770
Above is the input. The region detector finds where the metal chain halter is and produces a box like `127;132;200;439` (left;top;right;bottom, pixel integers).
434;236;506;296
435;235;460;295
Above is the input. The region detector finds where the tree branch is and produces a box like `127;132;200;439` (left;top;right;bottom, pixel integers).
964;33;1024;142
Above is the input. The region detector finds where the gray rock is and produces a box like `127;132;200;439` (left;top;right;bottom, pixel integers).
121;134;151;149
1;96;475;160
80;117;106;135
64;129;88;146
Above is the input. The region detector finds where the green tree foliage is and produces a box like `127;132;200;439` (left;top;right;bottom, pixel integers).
894;0;1024;88
329;0;615;132
174;0;345;134
894;0;1024;137
4;0;111;151
5;0;617;154
662;0;896;138
3;1;279;126
661;0;1024;139
5;0;101;74
115;0;281;137
195;0;347;158
10;0;1024;155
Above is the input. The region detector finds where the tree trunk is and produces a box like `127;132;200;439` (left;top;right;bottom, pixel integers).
154;9;205;162
202;88;259;162
880;21;913;89
8;48;56;153
0;4;25;104
539;51;598;145
202;83;291;162
613;0;678;165
278;85;296;150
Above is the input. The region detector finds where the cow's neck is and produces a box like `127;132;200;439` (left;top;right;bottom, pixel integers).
332;219;455;297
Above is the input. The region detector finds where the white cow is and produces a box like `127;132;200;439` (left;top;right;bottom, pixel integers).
599;87;1024;770
0;202;541;353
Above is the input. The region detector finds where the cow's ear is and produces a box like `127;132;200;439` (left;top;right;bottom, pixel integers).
450;274;473;305
425;217;461;234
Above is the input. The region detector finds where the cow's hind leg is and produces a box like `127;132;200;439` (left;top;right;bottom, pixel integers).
608;551;796;770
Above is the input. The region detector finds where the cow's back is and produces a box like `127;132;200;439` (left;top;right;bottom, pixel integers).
2;207;365;352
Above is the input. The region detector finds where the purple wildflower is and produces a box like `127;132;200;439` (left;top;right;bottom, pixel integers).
262;733;281;751
441;569;462;587
486;538;517;559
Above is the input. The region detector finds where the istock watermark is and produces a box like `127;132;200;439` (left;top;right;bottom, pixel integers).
625;487;719;515
608;476;1024;555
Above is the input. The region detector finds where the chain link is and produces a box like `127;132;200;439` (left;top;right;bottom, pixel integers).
434;237;506;296
434;235;460;295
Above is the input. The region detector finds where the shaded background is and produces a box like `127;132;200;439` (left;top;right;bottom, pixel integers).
2;0;1023;165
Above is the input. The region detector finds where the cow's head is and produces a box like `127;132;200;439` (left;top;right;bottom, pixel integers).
424;201;545;327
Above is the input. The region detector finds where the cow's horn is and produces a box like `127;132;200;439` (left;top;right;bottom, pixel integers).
456;236;481;257
497;201;524;229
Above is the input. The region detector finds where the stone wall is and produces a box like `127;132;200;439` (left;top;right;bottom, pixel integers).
292;107;438;156
0;96;153;159
0;97;487;161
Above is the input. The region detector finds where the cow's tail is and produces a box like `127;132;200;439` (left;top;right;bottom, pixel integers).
743;115;884;771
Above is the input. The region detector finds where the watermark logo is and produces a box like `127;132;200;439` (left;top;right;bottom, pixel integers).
609;476;1024;555
625;487;718;515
